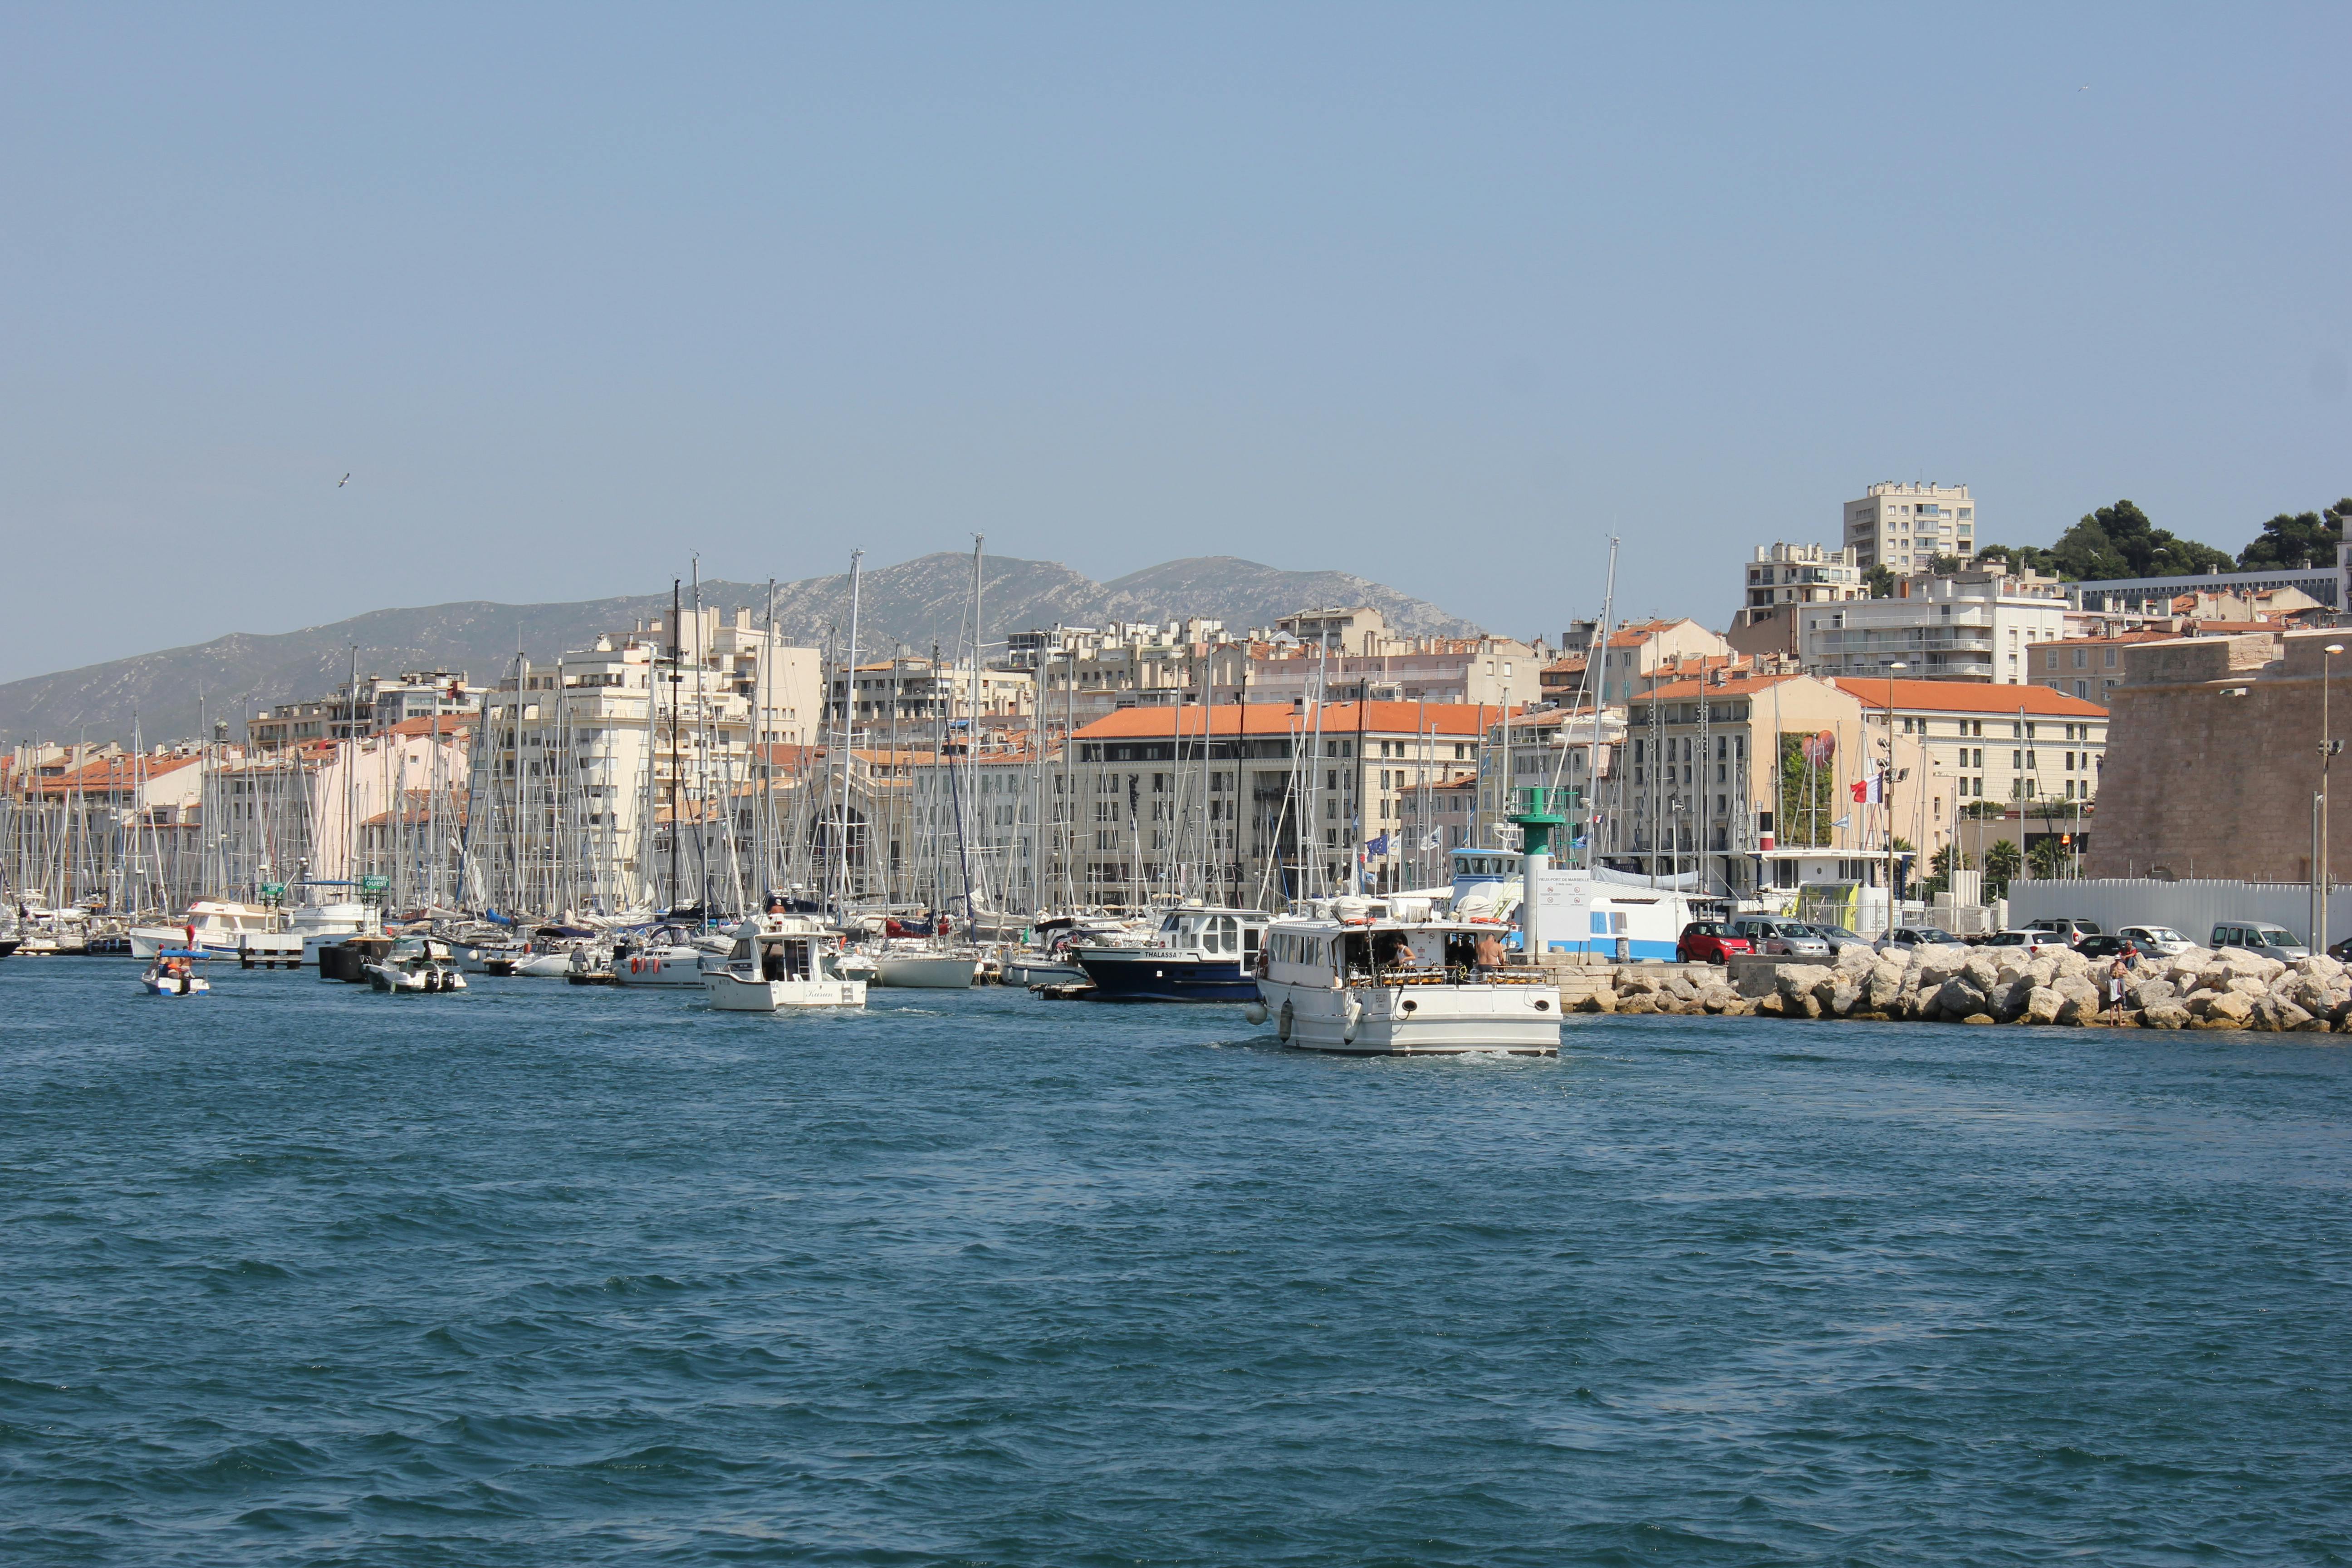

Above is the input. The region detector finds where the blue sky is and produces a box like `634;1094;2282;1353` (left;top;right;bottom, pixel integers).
2;3;2345;680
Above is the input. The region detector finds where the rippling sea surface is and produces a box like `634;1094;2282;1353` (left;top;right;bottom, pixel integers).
5;960;2352;1565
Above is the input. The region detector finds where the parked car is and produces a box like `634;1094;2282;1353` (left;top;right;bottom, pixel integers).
2328;936;2352;964
1807;923;1875;959
2024;917;2104;947
1982;929;2069;956
1876;925;1964;955
1727;916;1831;959
2118;925;2193;958
2076;934;2139;962
1676;921;1754;965
2210;922;2310;962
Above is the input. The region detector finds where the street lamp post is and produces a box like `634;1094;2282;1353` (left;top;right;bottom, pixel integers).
2320;643;2344;956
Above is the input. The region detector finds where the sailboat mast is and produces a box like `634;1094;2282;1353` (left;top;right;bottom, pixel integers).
833;551;862;914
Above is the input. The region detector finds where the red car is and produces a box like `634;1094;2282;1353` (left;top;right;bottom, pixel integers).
1676;920;1754;965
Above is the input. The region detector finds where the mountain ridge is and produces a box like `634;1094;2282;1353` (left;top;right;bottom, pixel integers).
0;554;1487;747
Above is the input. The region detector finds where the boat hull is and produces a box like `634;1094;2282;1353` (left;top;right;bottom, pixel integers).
1075;947;1259;1002
611;951;712;987
705;973;867;1010
873;955;979;989
1258;978;1560;1054
141;973;211;996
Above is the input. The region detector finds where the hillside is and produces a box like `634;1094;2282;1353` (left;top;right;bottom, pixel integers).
0;554;1487;746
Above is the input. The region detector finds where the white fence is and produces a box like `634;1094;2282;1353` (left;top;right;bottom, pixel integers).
2009;877;2352;946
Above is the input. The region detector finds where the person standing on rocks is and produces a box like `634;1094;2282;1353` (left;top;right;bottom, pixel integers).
2108;956;2132;1023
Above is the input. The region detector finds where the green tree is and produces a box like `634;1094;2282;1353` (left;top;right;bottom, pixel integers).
2027;836;2069;881
1929;552;1963;574
1982;838;2022;899
1776;734;1833;848
1862;564;1896;598
1987;500;2233;582
2239;499;2352;570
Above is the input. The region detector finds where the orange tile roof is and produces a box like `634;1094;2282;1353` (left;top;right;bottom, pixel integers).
1073;700;1524;741
383;714;479;737
1830;677;2108;716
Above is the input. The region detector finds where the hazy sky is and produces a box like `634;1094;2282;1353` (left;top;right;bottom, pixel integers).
3;3;2346;682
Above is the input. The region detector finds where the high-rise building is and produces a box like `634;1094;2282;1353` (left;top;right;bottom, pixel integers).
1845;482;1976;573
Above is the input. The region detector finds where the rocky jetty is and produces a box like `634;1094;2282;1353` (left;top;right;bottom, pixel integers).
1570;944;2352;1031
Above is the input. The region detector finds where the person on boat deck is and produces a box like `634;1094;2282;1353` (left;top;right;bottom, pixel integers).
1372;930;1411;972
1473;931;1506;970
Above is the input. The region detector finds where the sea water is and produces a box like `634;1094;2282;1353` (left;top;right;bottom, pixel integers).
4;960;2349;1565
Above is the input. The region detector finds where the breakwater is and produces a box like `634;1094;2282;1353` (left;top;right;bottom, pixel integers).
1553;944;2352;1030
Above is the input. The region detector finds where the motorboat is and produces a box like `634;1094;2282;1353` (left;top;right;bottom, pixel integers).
363;936;470;993
610;925;723;988
1072;905;1270;1002
457;935;530;974
872;940;981;989
140;947;212;996
130;900;286;961
484;925;604;977
290;899;382;965
1003;914;1141;987
1250;896;1558;1055
319;934;395;982
704;915;867;1010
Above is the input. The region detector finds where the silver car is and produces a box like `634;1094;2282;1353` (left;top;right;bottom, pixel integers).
2118;924;2192;957
1876;925;1964;955
2210;922;2310;962
1730;917;1831;959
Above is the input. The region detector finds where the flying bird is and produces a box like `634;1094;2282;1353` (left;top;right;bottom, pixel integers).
338;473;350;487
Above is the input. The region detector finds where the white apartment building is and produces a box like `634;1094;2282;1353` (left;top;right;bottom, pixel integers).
1845;482;1977;573
1799;569;2069;685
1243;637;1537;710
830;656;1035;731
1738;542;1862;618
467;608;825;916
1007;620;1248;726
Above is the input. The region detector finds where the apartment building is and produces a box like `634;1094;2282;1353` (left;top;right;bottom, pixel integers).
1244;635;1538;710
1728;542;1864;660
830;656;1036;730
1561;618;1736;705
2027;633;2173;706
1845;481;1977;573
1832;677;2107;811
1799;567;2070;684
247;671;482;750
467;608;825;915
1064;700;1495;907
1006;620;1248;727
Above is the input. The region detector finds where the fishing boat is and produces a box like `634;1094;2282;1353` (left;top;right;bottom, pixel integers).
140;947;212;996
1249;896;1559;1054
1071;905;1269;1002
363;936;470;993
704;914;866;1010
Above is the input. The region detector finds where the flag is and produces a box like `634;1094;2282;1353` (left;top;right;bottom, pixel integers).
1848;773;1884;804
1832;813;1852;829
1422;829;1443;851
1367;832;1392;857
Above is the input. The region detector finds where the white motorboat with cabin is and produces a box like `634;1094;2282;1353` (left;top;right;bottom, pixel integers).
1250;895;1559;1054
704;915;867;1010
363;936;470;993
130;900;292;961
290;898;382;965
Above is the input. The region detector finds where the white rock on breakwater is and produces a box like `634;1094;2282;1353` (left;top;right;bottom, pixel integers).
1566;944;2352;1031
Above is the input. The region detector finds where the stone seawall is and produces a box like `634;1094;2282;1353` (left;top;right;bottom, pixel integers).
1556;945;2352;1031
